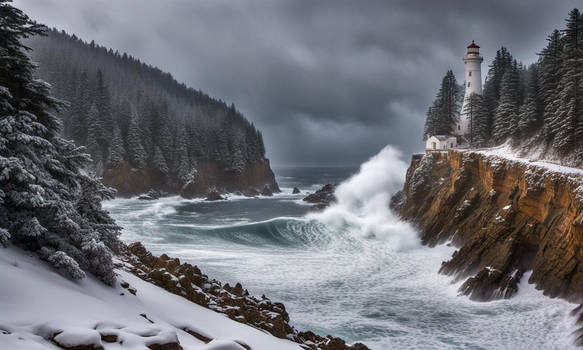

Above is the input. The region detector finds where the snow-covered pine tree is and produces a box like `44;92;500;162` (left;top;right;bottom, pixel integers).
95;69;112;146
156;101;173;163
492;62;521;143
463;93;490;147
86;103;103;171
126;108;147;169
517;65;543;139
423;70;462;138
174;126;194;189
553;9;583;157
423;105;438;140
538;30;564;141
483;47;514;113
0;0;120;283
153;146;169;176
71;69;91;145
107;125;125;170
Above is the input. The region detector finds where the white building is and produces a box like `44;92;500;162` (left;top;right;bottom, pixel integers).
455;41;483;138
426;135;457;151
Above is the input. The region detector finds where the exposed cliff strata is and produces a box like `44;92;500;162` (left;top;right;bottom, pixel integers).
393;150;583;302
118;243;369;350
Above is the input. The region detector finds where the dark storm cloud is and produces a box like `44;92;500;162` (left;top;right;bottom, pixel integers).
13;0;581;165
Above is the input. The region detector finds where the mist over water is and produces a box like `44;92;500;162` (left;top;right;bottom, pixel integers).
104;146;577;349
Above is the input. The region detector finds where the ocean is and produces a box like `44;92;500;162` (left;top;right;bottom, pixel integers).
104;146;577;349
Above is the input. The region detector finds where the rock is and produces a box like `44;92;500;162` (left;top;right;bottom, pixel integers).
138;189;161;200
261;185;273;196
242;188;260;197
205;190;224;201
303;184;337;210
292;187;301;194
147;343;183;350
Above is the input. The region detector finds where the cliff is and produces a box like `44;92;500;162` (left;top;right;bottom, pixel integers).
392;149;583;302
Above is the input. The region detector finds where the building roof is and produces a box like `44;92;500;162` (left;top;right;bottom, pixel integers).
467;40;480;49
430;135;456;141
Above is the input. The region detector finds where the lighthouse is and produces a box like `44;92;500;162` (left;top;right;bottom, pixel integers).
456;41;483;139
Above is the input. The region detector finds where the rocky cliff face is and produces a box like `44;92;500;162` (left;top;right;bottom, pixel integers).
392;150;583;302
103;159;279;198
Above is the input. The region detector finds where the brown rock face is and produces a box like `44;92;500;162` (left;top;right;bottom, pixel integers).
393;150;583;302
103;159;279;198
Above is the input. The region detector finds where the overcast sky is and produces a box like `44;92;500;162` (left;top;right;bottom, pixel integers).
14;0;580;166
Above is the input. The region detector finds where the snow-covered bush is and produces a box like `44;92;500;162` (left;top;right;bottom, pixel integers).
0;1;120;284
42;249;86;280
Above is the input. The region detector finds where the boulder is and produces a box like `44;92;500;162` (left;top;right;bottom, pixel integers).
205;191;224;201
292;187;301;194
303;184;337;210
261;185;273;196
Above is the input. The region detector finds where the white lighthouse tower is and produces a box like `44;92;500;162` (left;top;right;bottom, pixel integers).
456;41;483;140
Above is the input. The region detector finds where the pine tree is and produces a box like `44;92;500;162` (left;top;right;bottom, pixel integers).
423;70;462;138
107;125;125;170
86;103;103;171
153;146;169;175
95;69;112;146
463;93;490;147
553;9;583;156
483;47;514;112
538;30;564;140
126;109;147;169
517;65;542;138
0;0;120;283
493;62;521;143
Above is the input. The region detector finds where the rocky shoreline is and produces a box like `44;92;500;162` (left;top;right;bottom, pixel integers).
117;242;369;350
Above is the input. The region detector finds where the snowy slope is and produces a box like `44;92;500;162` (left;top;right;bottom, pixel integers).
0;247;303;350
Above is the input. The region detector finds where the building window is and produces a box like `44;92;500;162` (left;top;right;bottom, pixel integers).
432;142;436;150
469;71;472;77
458;125;461;130
467;82;471;87
451;143;454;148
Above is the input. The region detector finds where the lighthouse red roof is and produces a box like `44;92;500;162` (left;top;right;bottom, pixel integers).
467;40;480;49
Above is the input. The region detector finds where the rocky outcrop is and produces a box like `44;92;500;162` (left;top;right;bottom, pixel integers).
205;191;224;201
293;187;301;194
104;159;280;198
303;184;337;211
118;243;368;350
393;150;583;302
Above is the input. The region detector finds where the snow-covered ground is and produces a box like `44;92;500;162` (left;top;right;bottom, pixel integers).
0;247;303;350
473;143;583;175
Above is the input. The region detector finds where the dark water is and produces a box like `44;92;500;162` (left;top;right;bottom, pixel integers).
104;148;575;349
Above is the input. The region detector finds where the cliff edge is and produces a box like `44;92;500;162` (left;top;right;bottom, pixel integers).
392;149;583;302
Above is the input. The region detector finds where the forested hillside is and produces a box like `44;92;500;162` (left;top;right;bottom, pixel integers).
424;8;583;165
28;29;278;196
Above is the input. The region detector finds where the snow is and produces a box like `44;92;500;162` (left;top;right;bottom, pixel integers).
0;247;302;350
474;143;583;176
502;205;511;210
